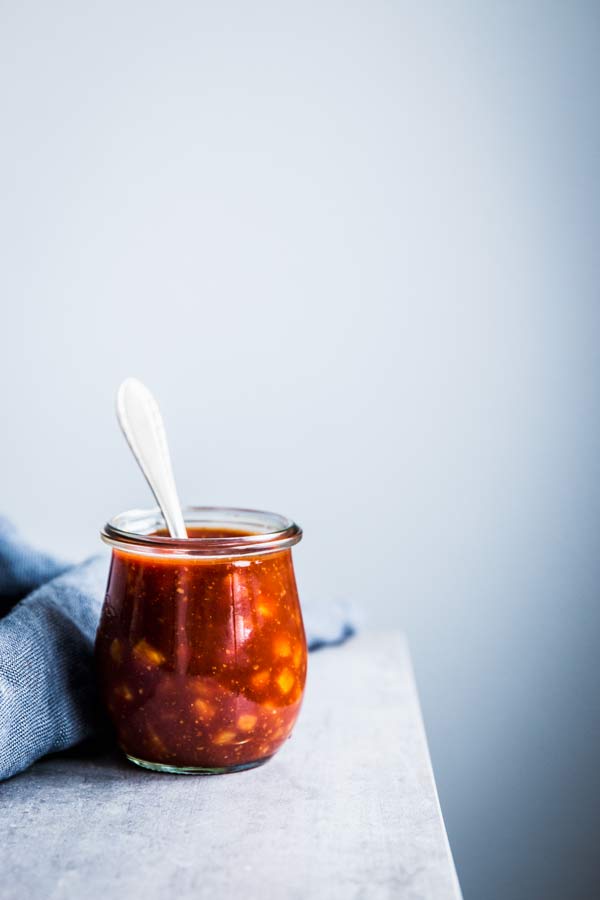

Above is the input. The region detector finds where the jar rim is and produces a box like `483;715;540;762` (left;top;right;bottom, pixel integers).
101;505;302;558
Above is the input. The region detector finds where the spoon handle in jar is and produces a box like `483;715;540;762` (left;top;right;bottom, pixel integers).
116;378;188;539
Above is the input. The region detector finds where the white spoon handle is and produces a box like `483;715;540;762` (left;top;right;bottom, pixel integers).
116;378;188;539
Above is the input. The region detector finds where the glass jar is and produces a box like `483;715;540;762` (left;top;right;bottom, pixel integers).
95;506;306;774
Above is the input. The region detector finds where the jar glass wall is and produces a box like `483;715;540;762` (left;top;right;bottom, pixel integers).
95;507;306;774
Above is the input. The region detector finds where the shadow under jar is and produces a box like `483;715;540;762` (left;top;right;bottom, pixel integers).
96;507;306;774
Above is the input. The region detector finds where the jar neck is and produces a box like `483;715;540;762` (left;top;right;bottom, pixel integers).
101;506;302;560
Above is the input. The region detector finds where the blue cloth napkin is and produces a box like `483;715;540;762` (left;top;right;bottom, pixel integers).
0;517;355;781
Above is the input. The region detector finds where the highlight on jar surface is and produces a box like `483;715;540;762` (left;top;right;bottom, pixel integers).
96;507;307;774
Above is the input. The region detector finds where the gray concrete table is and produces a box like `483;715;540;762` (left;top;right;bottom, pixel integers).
0;631;461;899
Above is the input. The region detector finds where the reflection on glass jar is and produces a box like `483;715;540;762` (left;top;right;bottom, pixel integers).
95;507;306;774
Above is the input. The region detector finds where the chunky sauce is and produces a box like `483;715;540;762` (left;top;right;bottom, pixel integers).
95;527;307;770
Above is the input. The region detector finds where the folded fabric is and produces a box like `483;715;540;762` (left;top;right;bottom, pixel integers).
0;517;355;781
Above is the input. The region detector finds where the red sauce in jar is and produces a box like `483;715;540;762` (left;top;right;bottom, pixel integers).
95;526;307;772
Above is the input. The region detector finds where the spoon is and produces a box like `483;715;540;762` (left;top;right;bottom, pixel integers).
116;378;188;539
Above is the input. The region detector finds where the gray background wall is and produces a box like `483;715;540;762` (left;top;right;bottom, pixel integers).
1;3;599;898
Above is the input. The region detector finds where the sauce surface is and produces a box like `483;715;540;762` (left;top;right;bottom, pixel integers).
95;527;307;770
